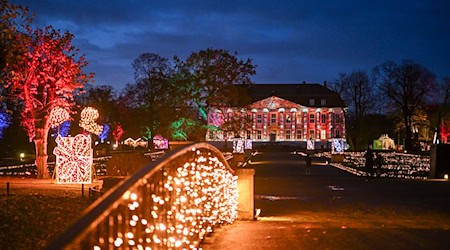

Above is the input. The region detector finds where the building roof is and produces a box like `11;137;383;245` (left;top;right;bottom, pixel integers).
240;83;346;108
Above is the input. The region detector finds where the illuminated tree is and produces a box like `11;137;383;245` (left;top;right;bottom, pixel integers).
176;48;256;126
112;123;124;146
4;26;92;178
374;60;437;150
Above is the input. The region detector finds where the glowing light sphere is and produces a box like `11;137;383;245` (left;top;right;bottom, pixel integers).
53;134;93;184
332;138;345;154
49;107;70;128
79;107;103;135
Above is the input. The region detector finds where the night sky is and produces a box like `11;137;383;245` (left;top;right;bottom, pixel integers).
13;0;450;91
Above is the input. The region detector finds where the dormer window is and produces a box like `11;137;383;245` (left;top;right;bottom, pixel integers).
309;99;315;106
321;99;326;106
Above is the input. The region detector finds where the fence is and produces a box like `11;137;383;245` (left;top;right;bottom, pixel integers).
47;143;238;249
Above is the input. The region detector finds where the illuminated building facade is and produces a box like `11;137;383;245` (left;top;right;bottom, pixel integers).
206;83;346;142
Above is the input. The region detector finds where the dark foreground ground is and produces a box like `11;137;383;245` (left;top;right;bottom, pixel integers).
0;179;99;249
203;151;450;250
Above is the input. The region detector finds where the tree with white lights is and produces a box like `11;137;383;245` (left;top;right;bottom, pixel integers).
4;25;92;178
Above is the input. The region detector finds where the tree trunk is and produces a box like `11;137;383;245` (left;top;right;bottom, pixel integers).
404;115;413;151
34;128;50;179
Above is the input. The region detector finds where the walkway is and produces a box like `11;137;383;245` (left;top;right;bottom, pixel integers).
203;151;450;249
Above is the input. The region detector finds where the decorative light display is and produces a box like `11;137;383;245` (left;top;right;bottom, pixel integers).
112;124;124;148
317;151;430;179
233;138;245;153
124;137;148;148
75;147;238;249
99;124;110;143
53;134;93;184
79;107;103;135
307;139;315;150
331;138;345;154
49;107;70;128
245;139;253;150
0;111;12;139
153;134;169;149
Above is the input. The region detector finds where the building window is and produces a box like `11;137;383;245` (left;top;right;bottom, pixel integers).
257;114;262;123
321;130;326;139
246;114;251;120
321;99;326;106
286;114;291;123
257;130;262;139
309;130;314;139
296;130;302;139
246;130;251;139
321;114;326;123
286;130;291;139
270;113;277;124
297;114;302;124
309;114;315;123
309;99;315;106
316;131;320;139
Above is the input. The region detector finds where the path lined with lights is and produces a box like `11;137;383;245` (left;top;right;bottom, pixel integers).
205;151;450;250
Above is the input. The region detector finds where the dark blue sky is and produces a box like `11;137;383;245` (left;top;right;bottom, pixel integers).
14;0;450;91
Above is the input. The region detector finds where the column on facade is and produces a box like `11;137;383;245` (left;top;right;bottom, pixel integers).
278;108;284;141
251;108;257;140
290;108;297;141
303;108;308;140
263;108;268;141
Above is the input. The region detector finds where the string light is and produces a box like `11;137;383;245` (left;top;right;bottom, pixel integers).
80;147;238;249
318;151;430;179
53;134;93;183
49;107;70;128
79;107;103;135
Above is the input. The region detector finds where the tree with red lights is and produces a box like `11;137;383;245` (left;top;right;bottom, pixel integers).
4;25;92;178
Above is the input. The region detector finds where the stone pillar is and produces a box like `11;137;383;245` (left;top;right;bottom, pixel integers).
237;168;255;220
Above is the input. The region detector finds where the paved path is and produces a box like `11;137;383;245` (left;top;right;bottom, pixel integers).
203;151;450;250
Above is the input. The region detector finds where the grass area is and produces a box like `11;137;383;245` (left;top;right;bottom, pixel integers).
0;190;91;250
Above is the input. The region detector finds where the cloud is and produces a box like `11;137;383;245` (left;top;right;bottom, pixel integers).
12;0;450;90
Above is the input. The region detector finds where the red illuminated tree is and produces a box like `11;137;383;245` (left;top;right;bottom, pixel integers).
4;25;93;178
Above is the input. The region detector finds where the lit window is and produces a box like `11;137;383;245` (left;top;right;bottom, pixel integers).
271;113;277;124
309;114;315;123
321;114;326;123
257;114;262;123
309;99;315;106
246;130;251;139
286;130;291;139
296;130;302;139
309;130;314;139
257;130;262;139
286;114;291;123
321;130;326;139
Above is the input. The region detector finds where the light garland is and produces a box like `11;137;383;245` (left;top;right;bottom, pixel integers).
49;107;70;128
79;107;103;135
88;147;238;249
53;134;93;184
317;151;430;179
123;137;148;148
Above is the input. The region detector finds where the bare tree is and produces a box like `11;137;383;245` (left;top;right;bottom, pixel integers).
332;70;376;149
373;60;437;150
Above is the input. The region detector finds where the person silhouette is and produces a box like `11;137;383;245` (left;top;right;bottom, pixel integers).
305;153;311;175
